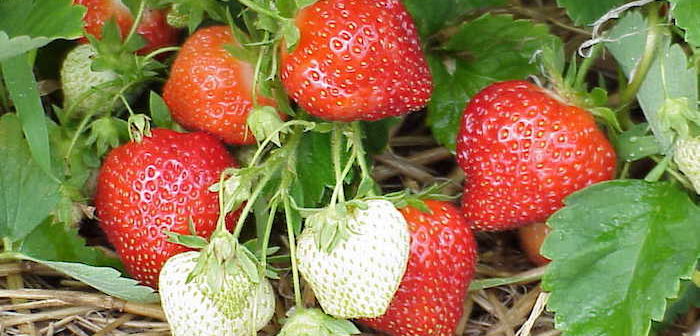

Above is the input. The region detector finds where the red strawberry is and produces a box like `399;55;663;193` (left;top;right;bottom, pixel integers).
358;200;477;336
163;26;277;145
456;80;616;231
95;129;238;288
518;222;550;266
280;0;432;121
74;0;179;54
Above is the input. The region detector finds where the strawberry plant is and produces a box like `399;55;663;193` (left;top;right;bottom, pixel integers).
0;0;699;335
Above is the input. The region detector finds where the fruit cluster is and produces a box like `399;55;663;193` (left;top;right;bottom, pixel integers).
62;0;618;335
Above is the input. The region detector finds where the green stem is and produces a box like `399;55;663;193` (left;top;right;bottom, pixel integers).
237;0;287;21
124;0;147;45
143;46;181;61
258;200;278;269
618;3;662;113
250;31;270;107
3;237;12;253
350;121;377;197
330;124;346;205
231;172;276;240
0;71;9;113
283;196;303;308
469;266;546;291
645;154;670;182
574;44;601;90
249;120;313;166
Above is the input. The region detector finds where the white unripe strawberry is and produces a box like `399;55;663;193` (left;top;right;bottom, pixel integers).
159;251;275;336
296;199;410;319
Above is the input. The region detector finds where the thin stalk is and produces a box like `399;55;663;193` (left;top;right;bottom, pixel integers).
237;0;287;21
231;172;276;241
250;31;270;107
143;46;181;61
350;121;377;197
618;3;662;116
124;0;147;45
574;44;601;90
329;124;346;205
283;196;303;308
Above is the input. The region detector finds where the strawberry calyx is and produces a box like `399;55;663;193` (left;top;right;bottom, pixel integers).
278;308;360;336
126;113;151;142
378;182;458;213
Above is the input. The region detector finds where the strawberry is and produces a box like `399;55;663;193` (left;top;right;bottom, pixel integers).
163;25;277;145
518;222;550;266
358;200;477;336
296;200;410;318
159;251;275;336
61;44;121;117
456;80;617;231
278;308;360;336
74;0;179;54
674;137;700;194
280;0;432;121
95;128;238;287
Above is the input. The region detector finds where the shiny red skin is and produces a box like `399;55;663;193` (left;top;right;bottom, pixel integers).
95;129;237;288
163;26;277;145
280;0;432;121
74;0;179;54
359;200;477;336
518;222;550;266
456;80;617;231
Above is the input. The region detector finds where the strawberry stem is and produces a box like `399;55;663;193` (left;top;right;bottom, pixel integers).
330;124;347;205
237;0;287;21
283;196;304;308
350;121;377;197
142;46;181;61
573;44;601;90
124;0;147;47
617;2;662;128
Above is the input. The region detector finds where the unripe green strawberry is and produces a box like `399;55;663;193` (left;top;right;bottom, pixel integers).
159;251;275;336
296;200;410;319
674;137;700;193
278;308;360;336
61;44;121;117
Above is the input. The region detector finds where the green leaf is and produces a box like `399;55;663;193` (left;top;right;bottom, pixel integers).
556;0;626;25
669;0;700;47
1;54;54;179
542;180;700;336
0;0;85;61
427;14;557;150
21;254;159;302
295;131;334;207
613;123;661;162
149;91;173;129
361;118;399;154
165;231;209;249
20;219;122;270
0;114;61;242
606;12;698;152
402;0;506;37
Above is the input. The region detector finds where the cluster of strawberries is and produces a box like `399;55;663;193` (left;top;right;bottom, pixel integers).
66;0;617;335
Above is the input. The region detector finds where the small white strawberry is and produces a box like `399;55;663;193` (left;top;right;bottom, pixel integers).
296;199;410;319
159;251;275;336
674;137;700;194
60;44;121;117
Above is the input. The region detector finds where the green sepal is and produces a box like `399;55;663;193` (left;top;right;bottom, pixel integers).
247;106;286;146
127;114;152;142
165;231;209;249
85;116;129;157
278;308;360;336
